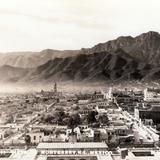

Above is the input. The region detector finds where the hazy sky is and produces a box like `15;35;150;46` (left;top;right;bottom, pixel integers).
0;0;160;52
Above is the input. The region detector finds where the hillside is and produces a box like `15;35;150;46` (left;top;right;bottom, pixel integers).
0;49;80;68
1;31;160;83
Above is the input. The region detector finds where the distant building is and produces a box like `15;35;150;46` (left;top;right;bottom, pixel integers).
138;105;160;124
101;88;113;101
76;91;105;101
96;102;121;114
39;82;62;98
144;88;160;102
54;82;57;93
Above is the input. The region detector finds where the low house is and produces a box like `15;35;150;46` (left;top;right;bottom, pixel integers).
79;128;94;142
26;130;44;144
0;130;5;140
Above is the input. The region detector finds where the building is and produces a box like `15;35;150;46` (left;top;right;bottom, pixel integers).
54;82;57;93
101;88;113;101
125;148;160;160
144;88;160;102
37;142;108;155
26;131;44;144
138;105;160;124
39;82;62;99
0;129;5;140
76;91;105;101
96;102;121;115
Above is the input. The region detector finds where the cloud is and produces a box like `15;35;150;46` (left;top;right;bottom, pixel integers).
0;0;159;52
0;0;112;31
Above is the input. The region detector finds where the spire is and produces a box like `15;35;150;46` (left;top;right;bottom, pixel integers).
54;82;57;93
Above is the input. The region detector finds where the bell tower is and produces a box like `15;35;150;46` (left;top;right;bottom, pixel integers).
54;82;57;93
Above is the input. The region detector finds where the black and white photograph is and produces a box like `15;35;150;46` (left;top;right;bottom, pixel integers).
0;0;160;159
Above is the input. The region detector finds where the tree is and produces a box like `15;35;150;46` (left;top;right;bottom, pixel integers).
54;110;65;125
4;130;14;138
87;111;97;124
98;114;109;125
25;135;31;145
6;115;14;124
68;113;81;129
41;113;55;124
55;107;64;112
55;129;61;137
72;105;80;111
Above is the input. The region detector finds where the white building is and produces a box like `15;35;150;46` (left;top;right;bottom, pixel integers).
0;129;5;140
125;148;160;160
144;88;160;102
37;142;108;155
101;88;113;101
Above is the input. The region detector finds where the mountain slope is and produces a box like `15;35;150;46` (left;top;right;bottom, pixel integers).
0;65;30;82
1;31;160;83
22;49;156;83
81;31;160;66
1;31;160;68
0;49;80;68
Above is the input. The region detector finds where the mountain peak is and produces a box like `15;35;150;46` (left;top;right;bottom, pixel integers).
136;31;160;40
116;36;134;41
146;31;159;35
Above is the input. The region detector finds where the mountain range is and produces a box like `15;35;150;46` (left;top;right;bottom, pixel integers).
0;49;80;68
1;31;160;83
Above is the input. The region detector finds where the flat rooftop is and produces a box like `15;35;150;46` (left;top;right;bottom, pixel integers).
37;142;108;149
47;156;97;160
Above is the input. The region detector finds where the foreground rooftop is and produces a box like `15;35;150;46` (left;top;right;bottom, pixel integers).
37;142;108;149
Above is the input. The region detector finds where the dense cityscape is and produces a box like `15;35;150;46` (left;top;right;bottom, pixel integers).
0;83;159;159
0;0;160;160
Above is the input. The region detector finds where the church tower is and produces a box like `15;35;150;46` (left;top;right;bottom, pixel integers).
54;82;57;93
